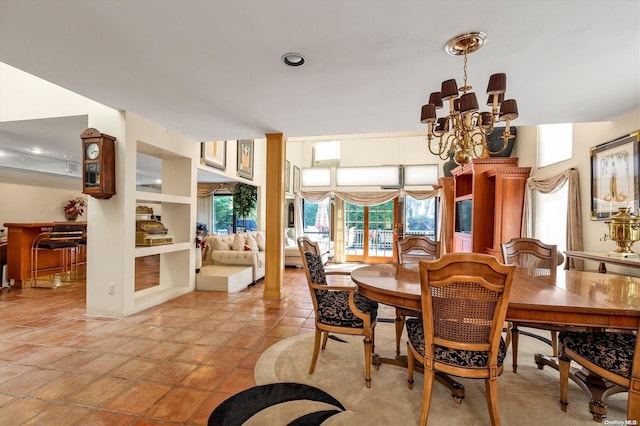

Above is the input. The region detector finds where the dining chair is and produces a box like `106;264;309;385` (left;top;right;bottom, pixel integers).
558;328;640;422
501;237;562;373
406;252;515;426
297;236;379;388
394;235;441;357
31;223;85;287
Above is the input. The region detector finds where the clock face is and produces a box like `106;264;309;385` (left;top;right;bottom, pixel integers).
86;142;100;160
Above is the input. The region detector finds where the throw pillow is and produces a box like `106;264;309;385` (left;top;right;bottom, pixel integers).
232;233;246;251
212;238;231;251
245;233;259;252
256;232;266;251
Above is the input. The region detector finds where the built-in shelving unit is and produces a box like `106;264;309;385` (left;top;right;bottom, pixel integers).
451;158;530;257
132;140;194;310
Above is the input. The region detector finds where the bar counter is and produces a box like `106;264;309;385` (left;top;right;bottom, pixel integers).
3;222;87;288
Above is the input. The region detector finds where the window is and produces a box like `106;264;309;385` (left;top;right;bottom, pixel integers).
212;194;257;234
336;166;400;187
534;185;568;255
302;198;330;241
404;196;437;239
538;123;572;167
313;141;340;167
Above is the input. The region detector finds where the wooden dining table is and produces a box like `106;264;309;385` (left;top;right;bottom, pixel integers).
351;263;640;420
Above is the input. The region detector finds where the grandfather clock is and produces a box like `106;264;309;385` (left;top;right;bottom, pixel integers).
81;128;116;199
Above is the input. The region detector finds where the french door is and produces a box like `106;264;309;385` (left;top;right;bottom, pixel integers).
344;199;397;263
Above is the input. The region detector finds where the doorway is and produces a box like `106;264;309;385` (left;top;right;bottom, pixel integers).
344;199;397;263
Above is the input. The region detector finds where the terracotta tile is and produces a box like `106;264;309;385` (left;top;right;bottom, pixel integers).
166;328;207;344
224;333;262;350
215;368;255;394
189;391;233;426
173;344;217;364
110;358;160;380
76;353;131;374
28;371;95;401
238;351;262;369
102;382;171;414
205;347;249;367
23;401;92;425
142;360;197;385
193;330;234;346
75;409;139;426
0;397;50;425
0;367;62;395
67;375;132;407
142;340;187;360
145;386;210;422
113;337;159;356
180;365;232;391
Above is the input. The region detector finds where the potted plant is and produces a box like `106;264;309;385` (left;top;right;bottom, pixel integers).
63;196;86;221
232;183;257;232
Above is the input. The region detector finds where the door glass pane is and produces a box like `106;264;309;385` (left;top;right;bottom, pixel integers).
213;195;233;235
404;196;438;239
345;203;365;256
302;198;330;243
368;201;394;258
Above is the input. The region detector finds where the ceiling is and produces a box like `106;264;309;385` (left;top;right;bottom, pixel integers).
0;1;638;176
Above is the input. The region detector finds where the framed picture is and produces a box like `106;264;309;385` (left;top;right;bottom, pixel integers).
285;160;291;193
237;139;254;180
590;130;640;220
293;165;301;192
200;141;226;170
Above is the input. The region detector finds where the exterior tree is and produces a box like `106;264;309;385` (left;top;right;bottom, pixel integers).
232;183;257;232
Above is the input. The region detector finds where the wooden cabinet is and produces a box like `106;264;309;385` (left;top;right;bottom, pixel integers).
451;158;530;257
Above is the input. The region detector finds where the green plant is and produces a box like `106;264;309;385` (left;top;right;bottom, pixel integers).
233;183;257;229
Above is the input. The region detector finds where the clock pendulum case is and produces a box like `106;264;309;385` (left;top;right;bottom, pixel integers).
81;128;117;199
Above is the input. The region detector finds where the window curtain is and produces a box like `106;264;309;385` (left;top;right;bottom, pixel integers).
294;193;304;238
522;168;584;270
196;195;213;234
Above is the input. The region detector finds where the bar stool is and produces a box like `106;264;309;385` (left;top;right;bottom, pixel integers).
31;223;85;287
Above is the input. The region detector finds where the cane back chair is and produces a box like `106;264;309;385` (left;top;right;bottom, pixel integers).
394;235;441;356
406;253;515;426
501;237;562;373
297;236;379;388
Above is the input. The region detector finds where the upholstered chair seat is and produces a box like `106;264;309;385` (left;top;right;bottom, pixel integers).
559;331;635;378
558;329;640;422
298;236;379;388
316;290;378;328
406;318;507;369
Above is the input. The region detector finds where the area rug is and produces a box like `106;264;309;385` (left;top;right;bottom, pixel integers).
212;322;627;425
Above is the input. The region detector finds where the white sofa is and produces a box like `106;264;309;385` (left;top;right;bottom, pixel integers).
203;231;265;283
283;228;333;267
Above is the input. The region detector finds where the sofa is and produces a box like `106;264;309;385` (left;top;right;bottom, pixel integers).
203;231;265;283
284;228;333;267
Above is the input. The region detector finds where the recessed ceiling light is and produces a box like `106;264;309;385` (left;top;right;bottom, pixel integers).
282;52;305;67
30;147;44;154
63;155;72;160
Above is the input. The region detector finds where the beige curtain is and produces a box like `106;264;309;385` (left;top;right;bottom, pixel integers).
197;182;235;197
522;168;584;270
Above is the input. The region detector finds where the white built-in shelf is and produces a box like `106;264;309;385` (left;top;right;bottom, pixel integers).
134;241;191;258
135;191;191;205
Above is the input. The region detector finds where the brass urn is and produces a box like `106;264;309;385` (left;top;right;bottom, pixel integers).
605;207;640;257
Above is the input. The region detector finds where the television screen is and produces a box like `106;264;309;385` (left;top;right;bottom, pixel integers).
455;200;472;233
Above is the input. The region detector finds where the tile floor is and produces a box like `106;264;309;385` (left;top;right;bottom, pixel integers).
0;267;318;425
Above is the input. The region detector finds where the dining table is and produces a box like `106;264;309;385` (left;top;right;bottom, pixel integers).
351;263;640;421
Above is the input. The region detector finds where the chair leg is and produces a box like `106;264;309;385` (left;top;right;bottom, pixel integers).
420;364;435;426
551;330;558;357
395;308;405;357
363;334;373;388
321;330;329;350
485;378;501;426
511;322;520;373
309;329;322;374
504;321;511;350
407;342;414;390
559;353;570;412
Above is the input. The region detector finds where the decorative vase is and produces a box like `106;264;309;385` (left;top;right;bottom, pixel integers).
442;152;458;177
487;126;517;157
66;213;78;221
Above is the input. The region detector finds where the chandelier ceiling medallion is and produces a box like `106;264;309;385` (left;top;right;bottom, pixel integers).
421;32;518;166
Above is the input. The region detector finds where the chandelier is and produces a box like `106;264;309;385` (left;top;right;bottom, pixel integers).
420;32;518;166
